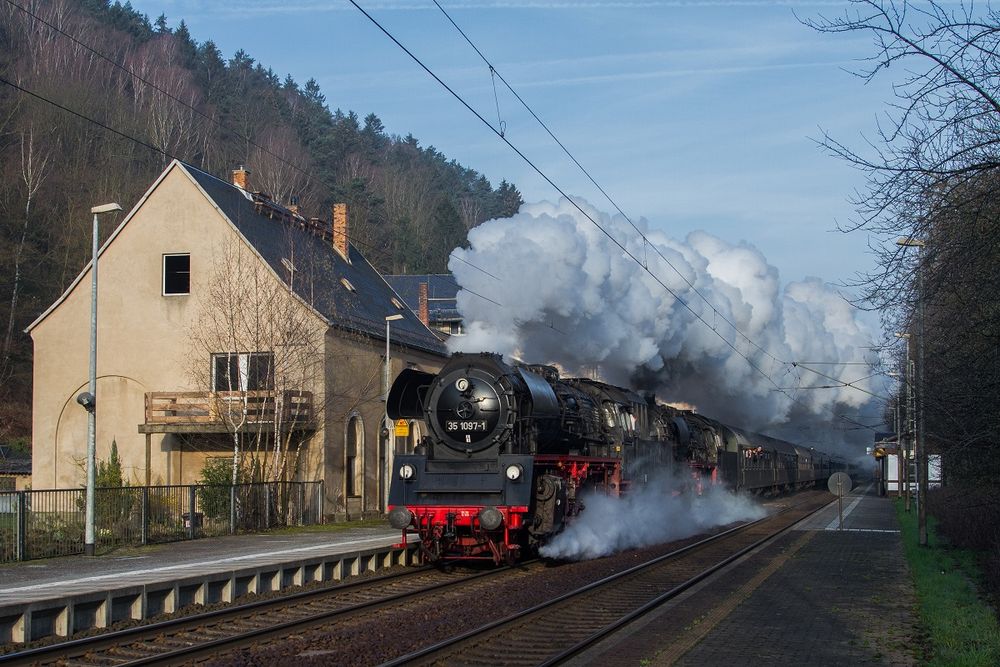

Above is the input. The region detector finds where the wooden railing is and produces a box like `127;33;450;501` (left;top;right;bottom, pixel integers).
145;391;313;428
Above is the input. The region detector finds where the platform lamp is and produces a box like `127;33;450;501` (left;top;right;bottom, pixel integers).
76;202;122;557
896;236;927;546
383;314;405;510
893;332;912;513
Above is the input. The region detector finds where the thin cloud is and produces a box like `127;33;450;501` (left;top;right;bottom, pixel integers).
172;0;901;19
515;58;859;88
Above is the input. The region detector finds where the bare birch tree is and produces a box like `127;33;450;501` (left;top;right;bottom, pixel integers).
1;125;50;384
188;239;323;484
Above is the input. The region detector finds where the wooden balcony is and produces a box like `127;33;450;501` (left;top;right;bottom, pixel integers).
139;390;315;434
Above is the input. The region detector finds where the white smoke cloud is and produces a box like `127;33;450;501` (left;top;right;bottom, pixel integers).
448;197;877;452
539;473;768;560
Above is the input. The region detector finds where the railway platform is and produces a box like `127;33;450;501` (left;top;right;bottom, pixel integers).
0;526;414;644
575;482;922;666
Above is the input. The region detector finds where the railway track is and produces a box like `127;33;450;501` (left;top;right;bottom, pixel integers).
1;492;830;666
0;561;527;666
382;493;832;667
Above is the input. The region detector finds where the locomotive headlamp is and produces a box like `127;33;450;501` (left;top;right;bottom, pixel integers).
455;377;470;392
388;506;413;529
505;464;523;481
399;463;416;480
478;506;503;531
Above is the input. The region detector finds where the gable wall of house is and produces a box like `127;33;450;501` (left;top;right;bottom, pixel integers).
28;165;311;489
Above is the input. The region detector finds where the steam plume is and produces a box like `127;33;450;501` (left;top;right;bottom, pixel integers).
449;197;876;452
539;473;768;560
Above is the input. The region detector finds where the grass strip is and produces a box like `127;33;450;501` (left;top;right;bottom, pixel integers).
896;500;1000;666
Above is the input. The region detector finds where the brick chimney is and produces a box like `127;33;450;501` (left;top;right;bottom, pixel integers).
231;166;250;190
418;282;430;327
332;203;349;259
288;195;300;216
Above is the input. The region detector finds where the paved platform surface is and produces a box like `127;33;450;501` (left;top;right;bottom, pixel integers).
0;527;401;607
575;483;922;666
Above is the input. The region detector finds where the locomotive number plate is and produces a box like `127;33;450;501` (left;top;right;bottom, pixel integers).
445;420;488;432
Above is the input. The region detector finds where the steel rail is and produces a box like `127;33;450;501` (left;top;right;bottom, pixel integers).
0;560;527;666
539;497;833;666
380;494;832;667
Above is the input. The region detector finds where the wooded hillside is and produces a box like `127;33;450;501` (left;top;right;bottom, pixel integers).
0;0;523;444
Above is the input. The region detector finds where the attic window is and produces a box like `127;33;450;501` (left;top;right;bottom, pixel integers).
391;297;405;310
340;278;356;293
163;254;190;295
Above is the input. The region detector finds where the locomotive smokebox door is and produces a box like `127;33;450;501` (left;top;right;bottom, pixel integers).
426;363;513;456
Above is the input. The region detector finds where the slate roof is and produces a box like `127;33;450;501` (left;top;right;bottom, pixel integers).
383;274;462;324
0;446;31;475
184;164;447;356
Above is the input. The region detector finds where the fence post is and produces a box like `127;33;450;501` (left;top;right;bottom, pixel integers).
229;485;236;535
298;483;305;526
16;491;27;561
141;487;149;546
188;485;196;539
318;481;325;524
264;484;271;530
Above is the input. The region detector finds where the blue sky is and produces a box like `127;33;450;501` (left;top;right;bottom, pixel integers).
131;0;893;294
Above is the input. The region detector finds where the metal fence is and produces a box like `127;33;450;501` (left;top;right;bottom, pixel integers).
0;481;324;563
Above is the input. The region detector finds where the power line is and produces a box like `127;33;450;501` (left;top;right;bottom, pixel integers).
430;0;784;369
3;0;505;307
429;0;888;403
0;75;177;161
349;0;862;415
8;2;873;417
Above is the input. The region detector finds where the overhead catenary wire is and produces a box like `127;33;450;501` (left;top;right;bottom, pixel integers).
8;1;869;417
430;0;784;369
2;0;506;309
0;72;513;318
350;0;877;423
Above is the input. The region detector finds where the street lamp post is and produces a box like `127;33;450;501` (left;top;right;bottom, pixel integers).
80;202;122;556
897;236;927;546
383;314;404;511
894;332;911;512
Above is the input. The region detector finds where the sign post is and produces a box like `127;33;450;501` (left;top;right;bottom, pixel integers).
827;472;853;531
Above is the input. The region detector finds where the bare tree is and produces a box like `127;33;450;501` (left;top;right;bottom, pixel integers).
1;124;51;382
803;4;1000;536
249;126;316;208
803;0;1000;315
188;239;324;484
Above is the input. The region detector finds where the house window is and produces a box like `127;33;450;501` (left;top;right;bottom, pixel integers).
212;352;274;391
163;254;190;295
0;477;15;491
346;415;364;497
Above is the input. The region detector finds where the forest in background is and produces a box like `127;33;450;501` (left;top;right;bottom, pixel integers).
0;0;523;445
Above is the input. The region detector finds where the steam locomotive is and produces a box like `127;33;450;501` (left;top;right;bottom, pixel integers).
386;352;848;564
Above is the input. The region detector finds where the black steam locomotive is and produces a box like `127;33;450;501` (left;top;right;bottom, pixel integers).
386;352;848;564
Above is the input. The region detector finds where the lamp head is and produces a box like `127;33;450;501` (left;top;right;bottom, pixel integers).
76;391;96;413
90;203;122;215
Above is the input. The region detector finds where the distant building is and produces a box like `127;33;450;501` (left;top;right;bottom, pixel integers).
383;274;464;337
0;445;31;491
27;161;446;518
